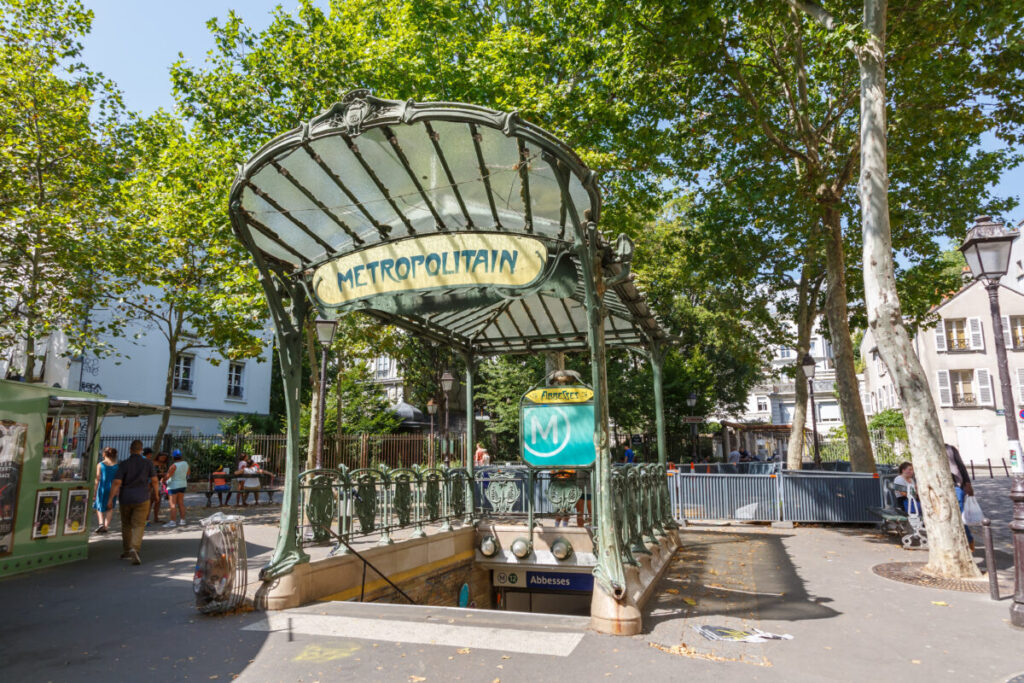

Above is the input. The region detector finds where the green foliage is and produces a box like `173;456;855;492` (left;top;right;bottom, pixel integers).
301;363;401;438
869;408;908;439
172;441;235;480
0;0;130;379
475;355;546;460
219;412;281;436
106;112;268;445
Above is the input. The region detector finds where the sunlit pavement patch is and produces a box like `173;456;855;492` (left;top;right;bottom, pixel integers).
244;612;584;657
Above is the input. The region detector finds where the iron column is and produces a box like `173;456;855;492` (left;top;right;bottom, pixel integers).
986;280;1024;627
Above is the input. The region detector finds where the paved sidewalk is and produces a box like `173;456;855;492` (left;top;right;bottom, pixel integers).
1;489;1022;682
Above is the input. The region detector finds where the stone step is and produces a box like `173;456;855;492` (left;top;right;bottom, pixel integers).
243;601;589;656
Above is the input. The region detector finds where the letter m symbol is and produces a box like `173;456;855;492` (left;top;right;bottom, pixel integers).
531;414;558;444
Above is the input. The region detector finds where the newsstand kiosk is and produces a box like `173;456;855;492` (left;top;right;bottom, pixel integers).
0;380;162;578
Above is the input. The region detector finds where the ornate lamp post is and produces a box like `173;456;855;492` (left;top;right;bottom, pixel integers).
959;214;1024;628
441;371;455;467
427;398;438;468
686;392;698;461
313;318;338;469
801;353;821;468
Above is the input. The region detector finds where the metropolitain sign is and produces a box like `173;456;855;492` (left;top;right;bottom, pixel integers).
312;233;548;306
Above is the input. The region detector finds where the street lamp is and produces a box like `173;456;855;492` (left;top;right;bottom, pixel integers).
313;318;338;469
686;392;698;461
801;353;821;468
426;399;438;468
959;214;1024;628
441;371;455;467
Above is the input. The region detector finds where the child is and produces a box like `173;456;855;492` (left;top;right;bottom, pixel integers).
211;463;232;507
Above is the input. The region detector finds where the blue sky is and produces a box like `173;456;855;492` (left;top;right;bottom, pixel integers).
80;1;1023;230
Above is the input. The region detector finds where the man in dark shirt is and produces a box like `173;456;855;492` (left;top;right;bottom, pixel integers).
108;439;158;565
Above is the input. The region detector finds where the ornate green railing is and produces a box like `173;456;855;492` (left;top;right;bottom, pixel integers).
297;463;672;558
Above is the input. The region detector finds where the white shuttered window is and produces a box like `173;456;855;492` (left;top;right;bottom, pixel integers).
976;368;994;406
937;370;952;407
968;317;984;350
935;324;947;352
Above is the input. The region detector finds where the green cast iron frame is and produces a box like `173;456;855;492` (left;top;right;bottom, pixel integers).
227;90;676;602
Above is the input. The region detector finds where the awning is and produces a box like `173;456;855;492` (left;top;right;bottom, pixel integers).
228;90;671;353
48;396;167;417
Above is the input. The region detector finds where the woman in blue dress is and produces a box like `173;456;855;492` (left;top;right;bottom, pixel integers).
93;447;119;533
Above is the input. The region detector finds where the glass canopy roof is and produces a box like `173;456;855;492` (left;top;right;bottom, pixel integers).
228;91;670;353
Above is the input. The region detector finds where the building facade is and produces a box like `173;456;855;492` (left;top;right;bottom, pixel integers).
861;279;1024;463
738;321;844;433
2;319;274;435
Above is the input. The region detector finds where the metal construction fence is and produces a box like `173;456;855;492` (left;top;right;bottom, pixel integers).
669;466;895;524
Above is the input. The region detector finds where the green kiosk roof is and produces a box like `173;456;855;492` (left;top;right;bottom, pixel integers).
228;90;670;353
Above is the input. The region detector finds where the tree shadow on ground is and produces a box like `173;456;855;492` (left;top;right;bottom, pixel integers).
643;530;840;633
0;532;274;681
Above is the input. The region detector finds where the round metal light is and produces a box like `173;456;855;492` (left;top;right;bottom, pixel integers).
960;215;1018;281
479;535;499;557
426;398;438;416
441;371;455;393
801;352;816;380
686;392;697;408
510;537;532;559
551;538;573;561
314;318;338;347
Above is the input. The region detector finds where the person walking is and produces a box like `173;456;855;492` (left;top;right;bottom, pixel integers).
946;443;976;552
150;451;171;524
164;449;190;528
92;447;119;533
107;439;158;565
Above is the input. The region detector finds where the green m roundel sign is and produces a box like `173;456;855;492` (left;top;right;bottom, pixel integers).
519;386;595;467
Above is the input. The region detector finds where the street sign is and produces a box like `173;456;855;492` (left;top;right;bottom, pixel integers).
631;434;643;444
997;409;1006;416
681;416;703;424
493;569;594;592
520;385;595;467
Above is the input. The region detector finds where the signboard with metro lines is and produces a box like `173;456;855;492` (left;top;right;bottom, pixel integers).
519;385;595;467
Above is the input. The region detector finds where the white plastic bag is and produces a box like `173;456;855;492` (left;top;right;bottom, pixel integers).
962;495;984;525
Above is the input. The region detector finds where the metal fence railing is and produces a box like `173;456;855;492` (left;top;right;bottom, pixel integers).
669;468;891;524
670;473;779;522
97;432;470;482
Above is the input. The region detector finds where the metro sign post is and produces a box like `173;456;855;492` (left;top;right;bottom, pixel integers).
520;386;596;467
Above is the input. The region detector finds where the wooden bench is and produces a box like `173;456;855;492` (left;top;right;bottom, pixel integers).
204;473;281;507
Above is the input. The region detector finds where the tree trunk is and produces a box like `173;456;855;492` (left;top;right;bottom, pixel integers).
786;262;818;469
858;0;978;577
153;338;177;455
822;204;876;472
545;351;565;377
304;320;320;471
23;332;37;383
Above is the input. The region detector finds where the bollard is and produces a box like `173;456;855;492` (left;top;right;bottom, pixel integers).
988;458;994;478
1003;458;1010;477
983;518;1000;601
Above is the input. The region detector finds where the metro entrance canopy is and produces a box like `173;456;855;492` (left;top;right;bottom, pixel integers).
228;90;674;601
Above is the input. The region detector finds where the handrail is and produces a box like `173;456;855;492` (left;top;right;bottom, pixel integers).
315;521;416;604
